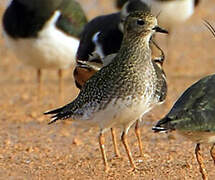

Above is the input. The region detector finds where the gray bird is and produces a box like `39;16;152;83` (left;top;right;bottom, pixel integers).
116;0;201;58
75;0;166;158
74;39;166;158
76;0;151;64
45;11;168;171
116;0;200;32
153;21;215;180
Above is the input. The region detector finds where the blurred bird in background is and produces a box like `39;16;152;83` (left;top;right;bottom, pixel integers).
45;11;168;171
2;0;87;96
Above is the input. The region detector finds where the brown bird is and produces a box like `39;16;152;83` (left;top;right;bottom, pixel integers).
45;11;168;171
74;0;166;158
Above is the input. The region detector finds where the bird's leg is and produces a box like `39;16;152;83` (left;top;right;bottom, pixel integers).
98;131;109;172
134;121;144;157
37;69;42;98
121;130;136;170
58;69;63;96
111;128;121;158
195;143;208;180
210;144;215;165
166;31;172;61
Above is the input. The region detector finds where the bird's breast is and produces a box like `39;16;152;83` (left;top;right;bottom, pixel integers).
178;130;215;144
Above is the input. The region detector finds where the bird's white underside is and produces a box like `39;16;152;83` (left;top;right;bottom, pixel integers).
142;0;195;29
70;98;151;133
3;10;79;69
67;84;157;133
178;130;215;144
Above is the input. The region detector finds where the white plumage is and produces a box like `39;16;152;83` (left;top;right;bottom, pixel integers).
3;10;79;70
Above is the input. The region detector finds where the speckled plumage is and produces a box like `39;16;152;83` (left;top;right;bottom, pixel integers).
76;0;150;62
47;12;167;126
74;39;166;90
2;0;87;94
141;0;199;31
116;0;200;31
45;11;167;170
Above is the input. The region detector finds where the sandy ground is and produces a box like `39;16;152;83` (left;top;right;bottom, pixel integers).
1;0;215;179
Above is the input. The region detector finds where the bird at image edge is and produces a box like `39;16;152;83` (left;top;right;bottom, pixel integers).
152;21;215;180
2;0;87;95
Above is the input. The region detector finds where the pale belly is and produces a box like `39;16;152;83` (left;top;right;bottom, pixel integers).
143;0;194;29
3;30;79;69
73;95;156;132
178;130;215;144
3;10;80;70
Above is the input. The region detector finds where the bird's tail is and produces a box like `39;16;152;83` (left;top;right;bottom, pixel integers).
44;105;73;125
152;116;175;133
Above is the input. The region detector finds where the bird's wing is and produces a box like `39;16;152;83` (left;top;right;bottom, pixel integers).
56;0;88;38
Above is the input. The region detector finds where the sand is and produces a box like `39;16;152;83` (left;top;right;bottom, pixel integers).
0;0;215;179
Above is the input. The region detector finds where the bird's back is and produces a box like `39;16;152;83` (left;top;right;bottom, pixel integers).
152;60;167;103
76;12;121;60
162;74;215;132
50;44;164;124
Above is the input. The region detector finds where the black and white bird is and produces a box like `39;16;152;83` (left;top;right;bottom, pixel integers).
2;0;87;94
116;0;200;32
76;0;151;63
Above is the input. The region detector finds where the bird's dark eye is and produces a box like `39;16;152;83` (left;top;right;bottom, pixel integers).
137;19;145;26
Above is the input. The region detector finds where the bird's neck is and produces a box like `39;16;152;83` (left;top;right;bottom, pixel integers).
119;33;152;66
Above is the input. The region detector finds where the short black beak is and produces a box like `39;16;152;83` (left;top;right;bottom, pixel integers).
153;26;168;34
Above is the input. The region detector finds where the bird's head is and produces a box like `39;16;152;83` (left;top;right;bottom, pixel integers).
123;11;168;39
119;0;151;32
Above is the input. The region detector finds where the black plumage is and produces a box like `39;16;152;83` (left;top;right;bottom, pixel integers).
76;0;150;61
76;12;122;60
